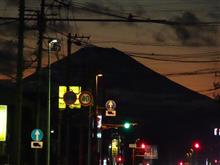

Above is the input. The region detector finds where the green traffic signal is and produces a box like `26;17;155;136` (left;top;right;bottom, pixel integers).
124;122;131;129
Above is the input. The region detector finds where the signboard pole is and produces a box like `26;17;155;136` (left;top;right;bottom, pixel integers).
132;148;135;165
87;105;92;165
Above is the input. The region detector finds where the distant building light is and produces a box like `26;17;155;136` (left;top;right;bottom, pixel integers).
214;128;220;136
103;158;107;165
97;115;102;129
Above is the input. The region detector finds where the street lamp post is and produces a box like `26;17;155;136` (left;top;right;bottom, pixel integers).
47;39;59;165
95;74;103;165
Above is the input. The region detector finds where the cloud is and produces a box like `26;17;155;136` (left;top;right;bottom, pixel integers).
154;31;167;43
5;0;18;7
47;21;71;32
207;11;220;20
172;12;219;46
0;21;18;37
0;40;17;77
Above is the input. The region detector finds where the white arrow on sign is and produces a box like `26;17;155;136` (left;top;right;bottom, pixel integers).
106;100;116;111
109;101;113;110
35;130;40;141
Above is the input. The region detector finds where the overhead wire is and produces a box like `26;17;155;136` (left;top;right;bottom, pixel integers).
93;40;220;47
129;53;220;63
52;0;220;26
0;20;17;26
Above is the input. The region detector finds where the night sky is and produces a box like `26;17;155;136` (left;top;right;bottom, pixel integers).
0;0;220;98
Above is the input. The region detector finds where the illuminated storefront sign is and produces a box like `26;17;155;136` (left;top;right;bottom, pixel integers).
112;138;119;157
0;105;7;141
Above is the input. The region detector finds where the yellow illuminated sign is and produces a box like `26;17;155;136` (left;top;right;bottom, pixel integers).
0;105;7;141
58;86;81;110
112;138;118;157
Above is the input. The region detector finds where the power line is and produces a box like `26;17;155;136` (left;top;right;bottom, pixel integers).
126;51;220;58
93;40;220;47
129;54;220;63
0;16;220;26
0;20;18;26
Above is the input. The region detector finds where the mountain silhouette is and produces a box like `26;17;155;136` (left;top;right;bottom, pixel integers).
3;46;219;164
47;46;220;164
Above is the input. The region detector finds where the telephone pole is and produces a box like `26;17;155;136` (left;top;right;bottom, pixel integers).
34;0;45;164
15;0;25;165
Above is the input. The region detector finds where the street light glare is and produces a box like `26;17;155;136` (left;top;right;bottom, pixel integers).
49;39;58;44
97;74;103;77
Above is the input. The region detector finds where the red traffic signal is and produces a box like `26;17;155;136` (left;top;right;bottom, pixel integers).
115;154;124;163
178;161;183;165
193;142;200;150
140;143;146;149
135;139;147;155
214;159;219;164
136;139;147;149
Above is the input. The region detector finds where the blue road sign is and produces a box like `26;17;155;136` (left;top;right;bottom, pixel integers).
31;129;43;141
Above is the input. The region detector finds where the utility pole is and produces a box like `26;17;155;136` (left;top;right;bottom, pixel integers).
56;33;90;165
213;71;220;100
34;0;45;164
64;32;94;165
36;0;45;128
15;0;25;165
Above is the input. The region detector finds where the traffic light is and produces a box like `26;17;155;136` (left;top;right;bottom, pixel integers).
214;159;219;164
193;141;200;150
178;161;183;165
140;142;146;149
136;139;147;149
123;122;131;129
115;154;124;163
135;139;147;155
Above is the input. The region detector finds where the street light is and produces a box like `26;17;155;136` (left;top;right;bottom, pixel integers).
47;39;59;165
95;73;103;165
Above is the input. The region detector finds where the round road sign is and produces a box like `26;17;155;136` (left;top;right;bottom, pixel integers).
63;91;77;105
31;129;43;141
105;100;116;110
79;91;93;106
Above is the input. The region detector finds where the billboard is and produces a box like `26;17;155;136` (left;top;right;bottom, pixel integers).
0;105;7;141
144;145;158;159
136;145;158;159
